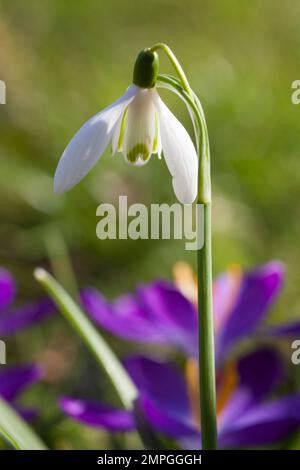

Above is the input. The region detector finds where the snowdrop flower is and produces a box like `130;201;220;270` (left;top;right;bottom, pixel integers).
54;50;198;204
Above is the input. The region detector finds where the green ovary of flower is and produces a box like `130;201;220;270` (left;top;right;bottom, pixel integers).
126;143;150;164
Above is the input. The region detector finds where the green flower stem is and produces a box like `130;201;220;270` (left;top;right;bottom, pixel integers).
150;43;192;95
197;202;217;449
155;47;217;449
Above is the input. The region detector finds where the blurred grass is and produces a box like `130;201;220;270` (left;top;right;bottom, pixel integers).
1;0;300;449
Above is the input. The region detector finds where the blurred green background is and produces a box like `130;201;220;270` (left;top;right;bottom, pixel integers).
1;0;300;449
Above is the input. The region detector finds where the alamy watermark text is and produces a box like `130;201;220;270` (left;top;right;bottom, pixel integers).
96;196;204;250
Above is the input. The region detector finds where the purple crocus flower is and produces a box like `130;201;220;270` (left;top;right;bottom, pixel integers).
59;261;300;448
0;267;55;336
0;364;43;421
80;261;300;363
0;267;52;420
60;348;300;448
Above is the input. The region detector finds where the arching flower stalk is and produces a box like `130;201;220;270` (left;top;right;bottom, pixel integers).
54;44;216;449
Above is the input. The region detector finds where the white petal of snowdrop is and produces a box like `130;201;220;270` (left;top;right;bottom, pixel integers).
123;88;156;165
54;85;138;193
152;92;198;204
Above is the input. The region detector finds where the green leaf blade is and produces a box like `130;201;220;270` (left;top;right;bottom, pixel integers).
0;397;47;450
34;268;137;410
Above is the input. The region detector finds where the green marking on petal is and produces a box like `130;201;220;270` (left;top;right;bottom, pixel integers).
152;112;159;152
117;108;128;151
127;143;150;163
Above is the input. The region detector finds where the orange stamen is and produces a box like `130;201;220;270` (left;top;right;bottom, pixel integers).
185;359;200;429
216;362;238;416
173;261;198;306
186;359;238;427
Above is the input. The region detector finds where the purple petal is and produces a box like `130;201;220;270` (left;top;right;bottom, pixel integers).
138;393;198;439
178;434;201;450
262;321;300;337
81;288;167;343
81;281;198;357
137;281;198;356
219;394;300;448
219;348;284;431
0;298;56;335
216;262;284;361
0;268;16;311
125;355;197;438
0;364;42;400
59;397;135;432
125;355;190;417
15;405;39;421
238;347;284;400
218;389;254;435
213;268;241;333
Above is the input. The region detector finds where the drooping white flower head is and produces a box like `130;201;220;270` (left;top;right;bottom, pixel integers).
54;50;198;204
